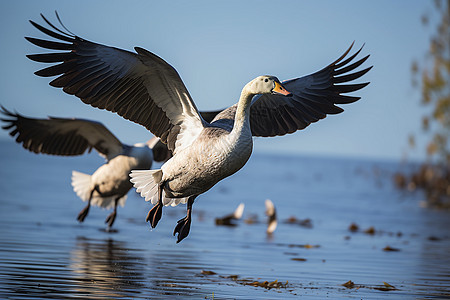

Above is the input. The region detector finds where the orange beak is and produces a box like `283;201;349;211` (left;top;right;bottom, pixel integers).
272;81;291;96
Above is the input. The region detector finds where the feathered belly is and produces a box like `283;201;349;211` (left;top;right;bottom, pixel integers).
162;134;253;198
92;155;143;197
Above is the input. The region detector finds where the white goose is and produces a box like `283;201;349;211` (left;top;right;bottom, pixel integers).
26;13;371;242
0;107;169;228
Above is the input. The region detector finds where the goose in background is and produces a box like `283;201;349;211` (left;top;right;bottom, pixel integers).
0;107;218;229
25;13;371;242
0;106;168;229
215;203;245;226
265;199;277;234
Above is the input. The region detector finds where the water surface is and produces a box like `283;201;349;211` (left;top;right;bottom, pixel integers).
0;140;449;299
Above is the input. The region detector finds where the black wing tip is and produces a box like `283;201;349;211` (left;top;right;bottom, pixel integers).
0;105;18;118
341;42;368;59
0;106;19;133
25;53;37;61
29;11;76;40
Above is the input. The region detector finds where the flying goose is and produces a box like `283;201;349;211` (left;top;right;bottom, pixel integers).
0;106;167;229
25;13;371;242
215;203;245;226
0;107;217;229
265;199;277;234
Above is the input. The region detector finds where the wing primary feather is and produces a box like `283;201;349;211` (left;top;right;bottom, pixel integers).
331;82;370;93
39;12;75;37
54;11;77;37
331;95;361;104
328;41;354;67
29;20;74;42
34;60;78;77
334;66;373;83
25;37;73;50
334;44;364;69
334;55;370;76
27;52;76;63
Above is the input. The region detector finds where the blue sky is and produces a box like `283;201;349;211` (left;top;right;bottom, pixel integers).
0;1;436;161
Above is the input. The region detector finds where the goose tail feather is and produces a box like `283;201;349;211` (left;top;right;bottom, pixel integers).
130;169;162;204
71;170;92;202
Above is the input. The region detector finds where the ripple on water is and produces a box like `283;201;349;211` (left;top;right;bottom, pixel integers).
0;143;449;299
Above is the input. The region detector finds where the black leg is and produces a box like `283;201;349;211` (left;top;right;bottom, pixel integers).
105;196;120;228
145;182;164;228
173;196;196;243
77;188;95;223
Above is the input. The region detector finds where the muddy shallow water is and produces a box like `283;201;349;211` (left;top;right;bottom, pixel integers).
0;140;449;299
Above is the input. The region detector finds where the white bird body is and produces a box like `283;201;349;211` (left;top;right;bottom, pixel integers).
73;145;154;208
162;118;252;199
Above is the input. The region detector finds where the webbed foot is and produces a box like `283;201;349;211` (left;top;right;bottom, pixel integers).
105;211;117;228
77;204;90;223
146;202;163;228
173;215;191;243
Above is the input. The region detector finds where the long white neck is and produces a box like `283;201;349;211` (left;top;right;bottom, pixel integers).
231;86;254;136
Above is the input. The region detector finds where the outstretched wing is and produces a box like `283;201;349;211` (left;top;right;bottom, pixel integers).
26;13;204;153
1;106;123;160
249;43;371;137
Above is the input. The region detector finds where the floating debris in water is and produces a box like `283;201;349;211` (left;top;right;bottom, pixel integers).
348;223;359;232
282;243;320;249
225;274;239;280
290;258;307;262
348;223;407;238
383;245;400;252
373;281;398;291
342;280;398;291
231;277;288;290
382;281;396;289
342;280;355;288
265;199;277;234
243;279;288;289
201;270;217;275
215;203;244;226
203;271;289;290
284;216;313;228
364;226;376;235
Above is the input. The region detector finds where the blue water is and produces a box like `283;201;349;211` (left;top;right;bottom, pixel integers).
0;140;449;299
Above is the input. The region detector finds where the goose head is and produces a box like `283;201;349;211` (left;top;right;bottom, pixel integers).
244;75;291;96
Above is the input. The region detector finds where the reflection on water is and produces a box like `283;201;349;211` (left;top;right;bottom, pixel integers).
69;237;215;298
70;237;145;298
0;140;449;299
